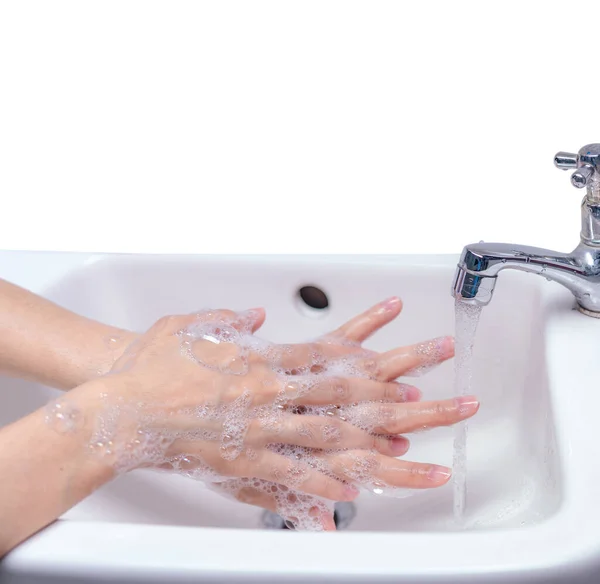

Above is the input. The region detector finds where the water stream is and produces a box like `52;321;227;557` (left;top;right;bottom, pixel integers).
452;300;482;524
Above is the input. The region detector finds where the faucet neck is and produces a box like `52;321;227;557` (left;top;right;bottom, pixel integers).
580;193;600;246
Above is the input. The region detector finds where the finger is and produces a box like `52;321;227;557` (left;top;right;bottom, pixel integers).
234;308;266;333
283;376;421;406
192;308;266;333
250;414;411;457
341;395;479;434
234;485;278;512
148;308;265;338
324;450;452;490
360;336;455;381
329;297;403;343
236;450;359;503
229;484;336;531
166;441;359;503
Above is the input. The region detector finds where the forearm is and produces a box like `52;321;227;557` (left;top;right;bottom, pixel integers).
0;279;137;390
0;380;115;557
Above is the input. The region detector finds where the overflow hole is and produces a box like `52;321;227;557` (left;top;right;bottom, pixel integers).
297;285;329;312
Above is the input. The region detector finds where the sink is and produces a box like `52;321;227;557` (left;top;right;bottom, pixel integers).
0;251;597;583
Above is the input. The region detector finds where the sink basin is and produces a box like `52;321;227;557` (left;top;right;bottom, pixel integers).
0;251;597;583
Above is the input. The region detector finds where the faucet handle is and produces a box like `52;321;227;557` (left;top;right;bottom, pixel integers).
554;152;579;170
555;144;600;189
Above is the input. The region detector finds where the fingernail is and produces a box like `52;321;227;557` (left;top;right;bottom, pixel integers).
378;296;401;314
455;395;479;416
390;436;410;454
396;383;421;402
437;336;455;358
428;465;452;483
343;484;360;500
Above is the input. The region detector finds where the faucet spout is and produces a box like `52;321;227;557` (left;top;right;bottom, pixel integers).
452;143;600;317
452;242;600;314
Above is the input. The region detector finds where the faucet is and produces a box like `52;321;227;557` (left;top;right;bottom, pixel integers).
452;143;600;318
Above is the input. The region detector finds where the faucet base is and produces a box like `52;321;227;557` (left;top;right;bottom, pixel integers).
576;304;600;318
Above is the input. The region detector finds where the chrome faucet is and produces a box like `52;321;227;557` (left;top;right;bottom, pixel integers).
452;143;600;317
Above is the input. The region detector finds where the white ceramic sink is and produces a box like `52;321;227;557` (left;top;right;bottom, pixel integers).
0;251;598;583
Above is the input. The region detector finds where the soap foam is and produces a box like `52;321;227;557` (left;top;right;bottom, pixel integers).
403;337;448;378
52;309;447;531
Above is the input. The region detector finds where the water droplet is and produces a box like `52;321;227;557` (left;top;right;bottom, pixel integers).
370;480;385;495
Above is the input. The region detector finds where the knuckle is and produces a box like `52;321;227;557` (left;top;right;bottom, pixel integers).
266;461;287;483
407;464;425;482
372;434;385;451
322;420;344;445
296;420;317;441
330;377;350;401
435;402;447;417
435;402;454;424
383;382;397;401
362;358;382;378
378;403;397;425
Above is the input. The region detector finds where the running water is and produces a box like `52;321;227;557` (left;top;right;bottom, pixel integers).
452;300;482;524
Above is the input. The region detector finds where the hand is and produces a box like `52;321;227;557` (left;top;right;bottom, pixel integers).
52;298;477;531
205;298;475;530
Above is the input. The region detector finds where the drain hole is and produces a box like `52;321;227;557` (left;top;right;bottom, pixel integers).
298;286;329;310
262;502;356;531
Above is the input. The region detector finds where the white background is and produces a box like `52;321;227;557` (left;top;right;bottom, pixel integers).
0;1;596;255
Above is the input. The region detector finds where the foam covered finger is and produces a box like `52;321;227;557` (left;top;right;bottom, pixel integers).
324;450;452;491
370;336;455;381
250;414;410;457
238;450;359;502
341;396;479;435
285;376;421;406
234;486;337;531
211;480;337;531
329;297;403;343
233;484;279;512
147;308;266;340
191;308;266;333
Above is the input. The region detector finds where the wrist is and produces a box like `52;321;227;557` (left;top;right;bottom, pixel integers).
90;329;139;380
62;375;145;471
63;325;139;390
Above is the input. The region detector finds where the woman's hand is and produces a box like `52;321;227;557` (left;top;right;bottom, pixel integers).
203;298;474;529
0;292;474;555
51;298;477;531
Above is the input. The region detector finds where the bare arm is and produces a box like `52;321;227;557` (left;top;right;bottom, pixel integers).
0;279;137;390
0;380;114;557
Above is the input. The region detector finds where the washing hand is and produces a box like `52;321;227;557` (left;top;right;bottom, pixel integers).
48;298;477;531
0;287;479;554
